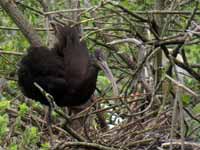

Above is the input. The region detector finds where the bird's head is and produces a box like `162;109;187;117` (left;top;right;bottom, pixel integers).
93;49;118;96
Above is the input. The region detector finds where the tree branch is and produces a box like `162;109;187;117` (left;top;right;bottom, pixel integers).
0;0;42;47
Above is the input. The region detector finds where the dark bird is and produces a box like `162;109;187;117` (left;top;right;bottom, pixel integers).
17;23;117;110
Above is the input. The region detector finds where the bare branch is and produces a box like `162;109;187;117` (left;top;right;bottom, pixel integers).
0;0;42;46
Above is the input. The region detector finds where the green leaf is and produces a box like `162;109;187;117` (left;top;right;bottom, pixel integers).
22;127;40;146
97;75;111;88
0;114;9;139
193;103;200;114
40;142;50;150
0;100;10;112
9;144;18;150
182;95;190;106
19;103;29;117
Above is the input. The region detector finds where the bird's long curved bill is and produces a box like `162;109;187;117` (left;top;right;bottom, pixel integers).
97;60;119;96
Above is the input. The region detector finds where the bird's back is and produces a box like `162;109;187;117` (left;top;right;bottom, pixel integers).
53;25;91;90
18;46;66;105
52;25;99;106
18;25;99;107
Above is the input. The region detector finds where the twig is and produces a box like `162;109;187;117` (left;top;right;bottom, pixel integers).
0;0;42;46
0;50;23;56
162;140;200;149
57;141;123;150
165;75;199;97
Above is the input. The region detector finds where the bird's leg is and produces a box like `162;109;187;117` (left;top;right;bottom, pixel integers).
91;95;108;132
45;93;56;150
47;105;53;150
34;82;55;149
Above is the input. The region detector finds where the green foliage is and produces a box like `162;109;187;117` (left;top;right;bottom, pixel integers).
0;114;9;141
121;0;154;10
185;45;200;64
32;101;43;109
86;0;99;5
19;103;29;117
97;75;111;93
0;100;10;112
21;127;40;146
8;144;18;150
193;103;200;114
1;81;18;101
40;142;50;150
15;116;22;131
182;95;190;106
98;75;111;86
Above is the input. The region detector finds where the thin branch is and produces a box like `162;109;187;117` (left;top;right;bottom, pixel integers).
0;0;42;46
165;75;199;97
57;141;123;150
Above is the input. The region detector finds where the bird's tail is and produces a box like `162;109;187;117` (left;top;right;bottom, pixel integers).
51;22;81;54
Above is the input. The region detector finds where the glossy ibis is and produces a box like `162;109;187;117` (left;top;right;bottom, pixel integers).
18;23;117;113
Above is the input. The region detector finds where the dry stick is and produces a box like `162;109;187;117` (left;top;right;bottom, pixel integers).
168;55;192;150
2;120;16;147
0;26;100;32
127;138;154;148
160;0;179;37
74;14;117;27
162;140;200;149
33;82;86;142
81;27;131;41
0;0;42;47
77;2;101;18
108;1;147;22
167;2;200;82
172;53;200;82
34;82;56;149
128;10;200;15
72;97;148;124
174;66;185;150
6;108;69;138
165;75;199;98
166;72;197;150
16;1;44;16
154;33;200;82
44;8;91;15
37;0;53;46
0;50;23;56
183;108;200;124
85;3;136;71
7;106;93;150
86;2;136;113
107;37;152;78
146;2;200;82
0;26;53;31
172;1;199;57
58;141;123;150
107;110;160;146
147;36;187;46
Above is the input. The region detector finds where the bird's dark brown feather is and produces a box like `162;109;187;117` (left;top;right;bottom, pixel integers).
18;25;98;107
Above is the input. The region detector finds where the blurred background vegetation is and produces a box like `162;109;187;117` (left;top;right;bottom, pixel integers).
0;0;199;150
